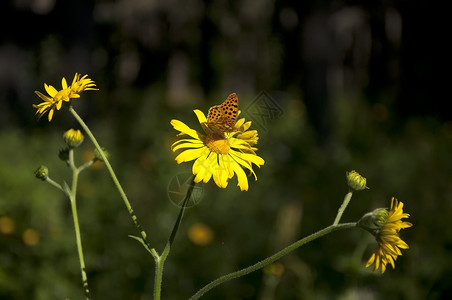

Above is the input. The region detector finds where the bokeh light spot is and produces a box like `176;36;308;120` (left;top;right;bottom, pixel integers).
188;222;214;246
22;228;40;246
263;262;285;276
0;216;15;234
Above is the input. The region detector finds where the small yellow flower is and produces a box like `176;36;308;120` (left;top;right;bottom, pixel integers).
63;129;84;148
170;110;264;191
365;197;412;273
33;73;98;121
346;170;368;191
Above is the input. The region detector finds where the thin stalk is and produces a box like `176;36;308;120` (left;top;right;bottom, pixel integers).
154;176;196;300
45;177;64;192
189;222;356;300
68;149;90;299
77;160;94;172
333;191;353;225
69;106;152;252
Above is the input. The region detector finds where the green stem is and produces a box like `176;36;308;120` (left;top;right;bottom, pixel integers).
154;176;196;300
68;148;90;299
333;191;353;225
69;106;152;251
77;160;94;172
189;222;356;300
45;177;64;192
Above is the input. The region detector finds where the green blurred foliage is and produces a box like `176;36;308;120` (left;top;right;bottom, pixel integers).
1;0;450;299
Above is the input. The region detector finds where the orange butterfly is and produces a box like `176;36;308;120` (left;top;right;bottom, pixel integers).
206;93;239;133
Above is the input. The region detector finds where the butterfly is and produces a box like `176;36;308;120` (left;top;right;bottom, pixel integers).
206;93;239;133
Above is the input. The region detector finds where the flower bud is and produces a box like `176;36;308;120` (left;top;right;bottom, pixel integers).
34;165;49;181
63;129;84;148
346;170;368;191
94;147;109;162
357;208;389;235
58;148;70;161
372;208;389;227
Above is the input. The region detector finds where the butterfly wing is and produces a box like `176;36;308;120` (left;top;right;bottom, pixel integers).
221;93;238;124
207;93;239;132
207;105;222;123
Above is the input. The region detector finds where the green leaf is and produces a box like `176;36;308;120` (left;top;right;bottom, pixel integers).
128;235;156;256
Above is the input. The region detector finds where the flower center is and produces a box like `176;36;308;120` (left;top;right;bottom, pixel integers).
205;133;230;154
54;88;72;102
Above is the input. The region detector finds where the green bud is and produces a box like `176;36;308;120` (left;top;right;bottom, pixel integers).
34;165;49;181
372;208;389;227
63;129;84;148
58;148;70;161
346;170;368;191
357;208;389;235
94;147;109;162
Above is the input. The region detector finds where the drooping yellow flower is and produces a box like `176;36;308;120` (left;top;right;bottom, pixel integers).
366;197;412;273
33;73;98;121
170;110;264;191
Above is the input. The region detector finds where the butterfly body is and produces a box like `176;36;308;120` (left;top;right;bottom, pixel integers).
206;93;239;133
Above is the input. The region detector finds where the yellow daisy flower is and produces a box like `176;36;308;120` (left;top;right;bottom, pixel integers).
170;110;265;191
33;73;98;121
366;197;412;273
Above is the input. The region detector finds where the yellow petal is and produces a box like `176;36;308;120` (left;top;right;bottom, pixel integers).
174;148;207;163
47;109;54;122
218;154;235;179
170;119;202;139
380;261;387;273
374;253;381;271
235;118;245;128
44;84;58;97
192;150;213;174
242;120;252;131
34;91;53;102
194;109;207;124
229;138;253;150
366;253;376;267
61;77;68;89
232;161;249;191
71;73;79;86
193;154;214;183
230;152;257;180
171;138;204;151
212;158;229;188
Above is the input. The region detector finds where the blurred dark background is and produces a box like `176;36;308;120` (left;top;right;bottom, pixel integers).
1;0;450;299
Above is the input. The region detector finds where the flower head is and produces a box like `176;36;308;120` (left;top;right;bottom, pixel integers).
70;73;98;94
346;170;368;191
33;73;98;121
94;147;109;162
364;197;412;273
170;109;264;191
58;148;70;162
63;129;84;148
34;165;49;181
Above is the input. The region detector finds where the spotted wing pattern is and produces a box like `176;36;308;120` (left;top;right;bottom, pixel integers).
206;93;239;132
